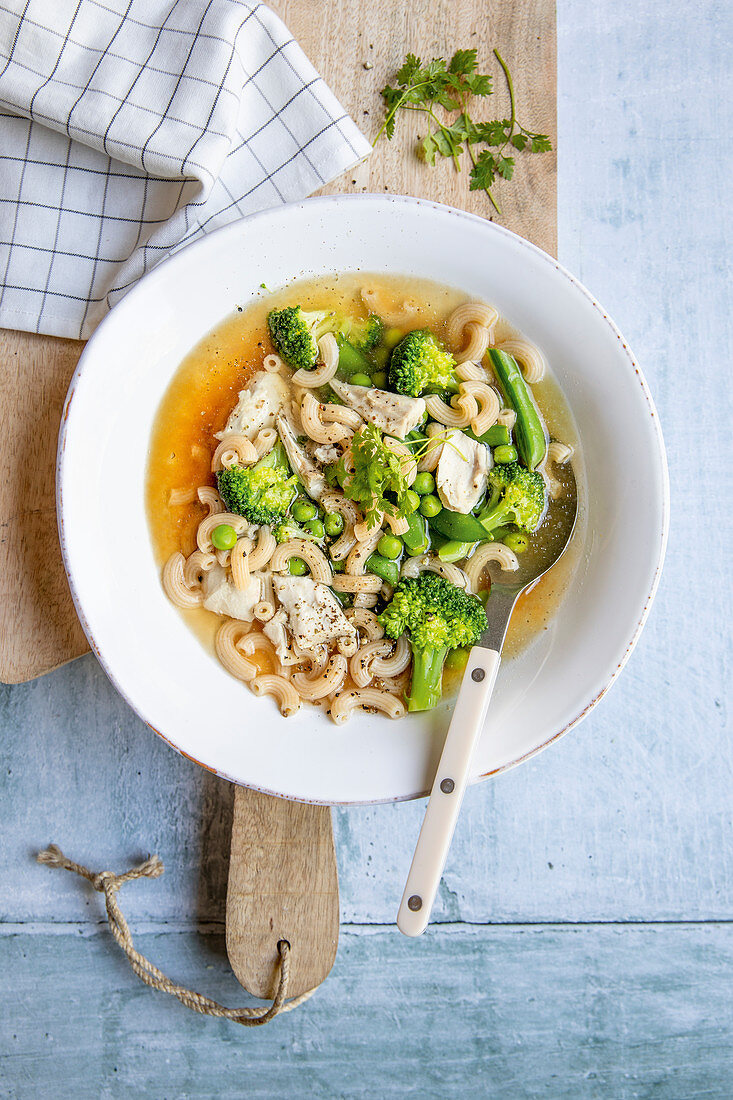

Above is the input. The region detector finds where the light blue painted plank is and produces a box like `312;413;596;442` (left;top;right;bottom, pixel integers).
1;642;731;924
1;923;731;1099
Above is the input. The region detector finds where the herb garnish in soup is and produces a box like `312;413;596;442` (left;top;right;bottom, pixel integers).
147;275;578;724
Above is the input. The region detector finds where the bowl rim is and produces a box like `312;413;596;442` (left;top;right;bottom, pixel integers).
57;193;670;804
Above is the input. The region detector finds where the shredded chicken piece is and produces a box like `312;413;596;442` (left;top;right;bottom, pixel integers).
271;574;357;653
216;371;288;441
329;378;425;439
436;430;490;513
202;565;261;621
276;410;326;501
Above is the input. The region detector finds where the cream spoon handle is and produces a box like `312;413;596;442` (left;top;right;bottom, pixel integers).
396;645;501;937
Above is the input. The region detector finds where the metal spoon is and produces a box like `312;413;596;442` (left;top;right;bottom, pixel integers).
397;472;578;936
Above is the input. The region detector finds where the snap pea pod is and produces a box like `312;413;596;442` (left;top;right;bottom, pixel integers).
487;348;546;470
336;335;371;378
428;508;487;543
366;552;400;587
430;505;515;547
437;539;476;563
402;509;430;555
465;424;511;448
437;526;515;562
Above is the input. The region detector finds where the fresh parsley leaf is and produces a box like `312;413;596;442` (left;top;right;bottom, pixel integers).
531;134;553;153
396;53;422;86
337;424;411;528
433;88;463;112
496;154;515;180
449;48;478;75
374;46;552;214
472;119;510;146
431;120;467;162
464;72;493;96
421;131;438;165
469;151;498;191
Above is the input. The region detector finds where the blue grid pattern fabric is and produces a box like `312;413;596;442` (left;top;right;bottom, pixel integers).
0;0;371;339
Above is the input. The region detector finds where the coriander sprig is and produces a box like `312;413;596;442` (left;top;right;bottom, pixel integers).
375;48;552;214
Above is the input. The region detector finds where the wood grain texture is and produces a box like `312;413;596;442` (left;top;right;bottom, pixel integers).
0;0;555;685
226;786;339;998
0;331;87;683
271;0;557;255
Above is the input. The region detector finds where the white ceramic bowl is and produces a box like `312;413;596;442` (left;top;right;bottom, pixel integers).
58;196;668;804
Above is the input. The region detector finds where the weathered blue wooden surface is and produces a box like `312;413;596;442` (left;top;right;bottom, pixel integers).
1;0;732;1093
2;924;732;1100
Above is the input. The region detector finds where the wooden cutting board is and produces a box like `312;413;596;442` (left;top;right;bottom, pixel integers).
0;0;556;685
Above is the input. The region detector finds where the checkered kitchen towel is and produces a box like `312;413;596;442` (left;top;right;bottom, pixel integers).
0;0;371;340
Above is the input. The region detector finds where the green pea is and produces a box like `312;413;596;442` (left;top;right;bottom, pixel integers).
324;512;344;537
419;494;442;518
444;647;469;672
306;519;325;539
377;534;403;560
503;532;529;553
404;489;421;514
291;499;317;523
384;327;404;349
371;370;388;389
211;523;237;550
288;557;308;575
413;471;435;495
349;372;372;388
494;444;518;464
331;558;345;572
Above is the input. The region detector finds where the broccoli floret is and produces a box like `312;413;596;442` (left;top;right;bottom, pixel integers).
388;329;457;398
267;306;338;371
268;307;383;370
339;313;383;350
379;573;488;712
216;449;297;526
477;462;547;537
272;518;322;544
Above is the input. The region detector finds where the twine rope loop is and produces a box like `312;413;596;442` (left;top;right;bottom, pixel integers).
37;844;316;1026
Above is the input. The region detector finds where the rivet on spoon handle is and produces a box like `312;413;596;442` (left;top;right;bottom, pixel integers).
396;647;501;937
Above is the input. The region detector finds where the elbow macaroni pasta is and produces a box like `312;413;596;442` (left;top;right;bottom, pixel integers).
215;619;257;682
425;390;479;429
330;687;407;724
458;380;501;436
400;554;471;590
249;675;300;717
447;301;499;348
162;552;203;608
345;607;385;641
292;333;340;387
292;654;347;699
300;392;350;444
211;433;258;471
464;543;520;592
495;338;547;384
360;285;419;325
540;441;575;499
270;539;333;583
